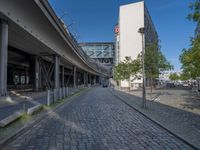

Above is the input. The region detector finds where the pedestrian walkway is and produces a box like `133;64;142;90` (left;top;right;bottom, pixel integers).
111;88;200;149
0;87;82;121
3;87;195;150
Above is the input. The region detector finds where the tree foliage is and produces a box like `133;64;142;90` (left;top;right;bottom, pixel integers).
169;73;180;81
114;56;141;85
180;37;200;79
187;0;200;22
144;43;173;81
179;0;200;80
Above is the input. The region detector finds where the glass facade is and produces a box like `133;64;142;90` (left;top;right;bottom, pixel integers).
79;42;115;67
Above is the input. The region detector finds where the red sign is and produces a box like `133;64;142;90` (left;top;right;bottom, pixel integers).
115;26;119;34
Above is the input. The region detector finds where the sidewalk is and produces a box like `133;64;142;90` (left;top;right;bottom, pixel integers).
111;88;200;149
0;87;82;121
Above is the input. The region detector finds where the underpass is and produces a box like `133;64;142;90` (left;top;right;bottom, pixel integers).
0;0;109;96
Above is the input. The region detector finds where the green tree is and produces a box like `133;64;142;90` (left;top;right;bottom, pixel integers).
179;37;200;79
114;56;141;91
144;43;173;88
179;72;190;81
179;0;200;80
143;42;173;99
169;73;180;81
187;0;200;22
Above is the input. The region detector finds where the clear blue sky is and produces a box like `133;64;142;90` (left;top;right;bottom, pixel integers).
49;0;196;71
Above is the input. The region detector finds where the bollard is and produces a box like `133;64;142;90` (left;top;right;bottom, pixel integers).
58;88;61;100
62;87;65;98
23;103;26;113
47;90;51;106
57;88;59;100
66;87;69;96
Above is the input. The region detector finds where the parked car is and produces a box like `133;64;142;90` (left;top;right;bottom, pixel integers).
102;81;108;88
166;83;175;88
182;83;189;87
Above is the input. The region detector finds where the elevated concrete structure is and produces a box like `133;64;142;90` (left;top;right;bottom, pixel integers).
0;0;108;96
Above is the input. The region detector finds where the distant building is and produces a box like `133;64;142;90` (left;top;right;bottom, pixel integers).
159;71;181;82
116;1;158;89
79;42;115;69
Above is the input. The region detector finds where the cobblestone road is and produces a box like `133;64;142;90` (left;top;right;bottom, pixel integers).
3;87;195;150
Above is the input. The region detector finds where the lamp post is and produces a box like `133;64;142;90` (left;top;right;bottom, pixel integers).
138;27;146;108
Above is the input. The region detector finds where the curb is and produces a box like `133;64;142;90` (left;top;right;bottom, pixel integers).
110;89;199;150
0;111;23;127
27;104;43;115
0;88;89;149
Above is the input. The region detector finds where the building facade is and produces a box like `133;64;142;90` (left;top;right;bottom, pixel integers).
117;1;158;89
79;42;115;69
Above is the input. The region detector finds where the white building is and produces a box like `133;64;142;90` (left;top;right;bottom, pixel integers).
116;1;158;89
159;71;181;82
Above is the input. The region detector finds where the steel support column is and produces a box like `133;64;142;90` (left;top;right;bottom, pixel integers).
54;55;60;89
0;20;8;96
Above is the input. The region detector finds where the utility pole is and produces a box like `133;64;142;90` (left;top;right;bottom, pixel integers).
138;27;146;108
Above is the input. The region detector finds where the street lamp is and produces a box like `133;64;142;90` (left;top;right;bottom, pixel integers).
138;27;146;108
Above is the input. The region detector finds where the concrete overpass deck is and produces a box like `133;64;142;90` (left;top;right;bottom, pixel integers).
0;0;109;96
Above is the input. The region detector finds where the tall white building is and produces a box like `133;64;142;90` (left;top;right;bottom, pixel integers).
116;1;158;89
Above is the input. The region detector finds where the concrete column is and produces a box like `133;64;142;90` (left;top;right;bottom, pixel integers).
29;57;41;91
62;66;64;87
54;55;60;89
86;73;88;86
34;57;40;91
0;20;8;96
25;67;28;84
73;66;76;88
90;74;92;85
83;72;86;87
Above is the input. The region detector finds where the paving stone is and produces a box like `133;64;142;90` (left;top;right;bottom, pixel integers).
3;87;195;150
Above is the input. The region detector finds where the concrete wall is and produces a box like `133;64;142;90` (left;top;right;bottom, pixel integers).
119;1;144;61
119;2;144;88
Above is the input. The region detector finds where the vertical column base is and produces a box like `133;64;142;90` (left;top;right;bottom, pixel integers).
0;19;8;96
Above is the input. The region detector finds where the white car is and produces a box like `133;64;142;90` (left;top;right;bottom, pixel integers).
182;83;189;87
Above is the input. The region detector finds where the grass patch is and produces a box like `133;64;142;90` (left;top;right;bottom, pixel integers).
0;113;31;140
0;87;90;142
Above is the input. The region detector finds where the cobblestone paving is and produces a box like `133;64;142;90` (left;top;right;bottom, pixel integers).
0;88;79;120
3;88;194;150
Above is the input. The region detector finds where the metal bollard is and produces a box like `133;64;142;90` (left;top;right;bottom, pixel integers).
66;87;69;97
54;88;57;103
62;87;65;98
59;88;62;100
47;90;51;106
57;88;59;100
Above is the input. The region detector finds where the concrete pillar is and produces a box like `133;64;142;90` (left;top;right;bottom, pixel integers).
90;74;92;85
0;20;8;96
54;55;60;89
83;72;86;87
62;66;65;87
34;57;40;91
29;57;41;91
25;67;28;84
73;66;76;88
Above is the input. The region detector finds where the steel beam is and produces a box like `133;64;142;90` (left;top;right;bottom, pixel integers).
0;20;8;96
